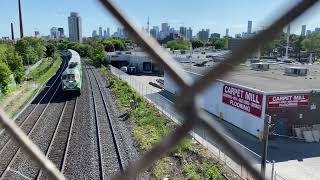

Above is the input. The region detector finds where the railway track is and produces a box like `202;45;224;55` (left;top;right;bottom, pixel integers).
0;56;67;149
36;97;78;180
0;57;67;179
0;81;63;179
86;65;124;179
0;59;124;179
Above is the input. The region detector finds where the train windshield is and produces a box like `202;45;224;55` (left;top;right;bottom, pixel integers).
68;62;78;68
66;74;75;82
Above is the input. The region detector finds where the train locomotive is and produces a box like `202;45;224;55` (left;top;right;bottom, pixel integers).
61;49;82;93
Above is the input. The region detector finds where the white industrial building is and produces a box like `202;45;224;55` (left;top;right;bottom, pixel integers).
165;62;320;138
106;50;230;74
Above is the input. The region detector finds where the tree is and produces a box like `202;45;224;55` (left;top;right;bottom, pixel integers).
101;38;128;52
302;33;320;52
302;33;320;60
191;40;205;49
214;38;227;49
90;44;105;67
15;37;47;65
4;45;24;83
294;36;303;61
45;43;57;58
0;44;24;83
57;42;68;51
0;62;12;93
104;42;115;52
261;35;287;56
165;39;191;50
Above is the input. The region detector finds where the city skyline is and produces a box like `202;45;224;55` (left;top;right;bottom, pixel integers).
1;0;320;38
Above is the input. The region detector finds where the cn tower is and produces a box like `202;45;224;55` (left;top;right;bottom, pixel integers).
18;0;24;38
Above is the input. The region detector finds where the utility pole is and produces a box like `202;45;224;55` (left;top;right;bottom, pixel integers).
285;24;290;60
18;0;24;38
261;114;271;178
147;16;150;34
11;23;15;41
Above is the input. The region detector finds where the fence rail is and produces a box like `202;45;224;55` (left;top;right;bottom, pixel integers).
110;66;285;180
0;0;319;179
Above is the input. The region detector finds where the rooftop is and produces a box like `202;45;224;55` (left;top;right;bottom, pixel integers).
107;50;230;63
180;61;320;92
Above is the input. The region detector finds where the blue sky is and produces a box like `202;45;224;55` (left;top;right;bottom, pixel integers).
1;0;320;38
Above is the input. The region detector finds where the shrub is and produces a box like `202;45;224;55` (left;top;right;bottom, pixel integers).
0;62;12;93
183;163;201;180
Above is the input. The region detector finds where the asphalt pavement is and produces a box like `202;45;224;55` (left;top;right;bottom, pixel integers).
123;72;320;180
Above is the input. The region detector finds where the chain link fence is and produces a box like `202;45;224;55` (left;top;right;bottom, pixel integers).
110;66;284;180
0;0;319;179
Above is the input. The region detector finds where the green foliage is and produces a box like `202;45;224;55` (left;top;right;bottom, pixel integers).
213;38;228;49
57;42;68;51
101;38;128;52
45;43;57;58
103;66;224;180
183;162;222;180
54;39;69;51
183;163;201;180
174;138;193;154
103;41;115;52
261;35;287;55
0;62;12;93
67;42;93;57
30;54;61;84
83;37;129;52
186;38;228;50
0;44;25;83
191;40;205;49
302;33;320;52
153;157;172;179
15;37;47;65
201;163;222;180
106;67;172;151
165;39;192;50
90;44;105;67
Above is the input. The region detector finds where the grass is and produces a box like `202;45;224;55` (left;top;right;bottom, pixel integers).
153;157;172;179
30;55;61;84
183;163;201;180
183;162;222;180
0;84;17;101
0;55;62;118
101;66;227;179
11;56;62;118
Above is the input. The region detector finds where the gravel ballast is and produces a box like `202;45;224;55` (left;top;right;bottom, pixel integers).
0;58;149;179
87;67;121;178
62;65;101;179
0;58;67;150
3;90;66;179
38;97;77;180
0;76;64;177
94;67;151;179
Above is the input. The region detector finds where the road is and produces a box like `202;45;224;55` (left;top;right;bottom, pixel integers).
118;70;320;180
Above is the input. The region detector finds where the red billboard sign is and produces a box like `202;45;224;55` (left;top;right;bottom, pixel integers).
222;85;263;117
267;94;310;109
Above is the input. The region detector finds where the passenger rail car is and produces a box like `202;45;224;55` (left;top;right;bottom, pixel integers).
61;49;82;93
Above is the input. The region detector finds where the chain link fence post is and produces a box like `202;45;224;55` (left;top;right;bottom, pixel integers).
271;160;275;180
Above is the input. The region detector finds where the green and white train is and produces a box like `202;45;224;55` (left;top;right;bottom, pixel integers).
61;49;82;93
